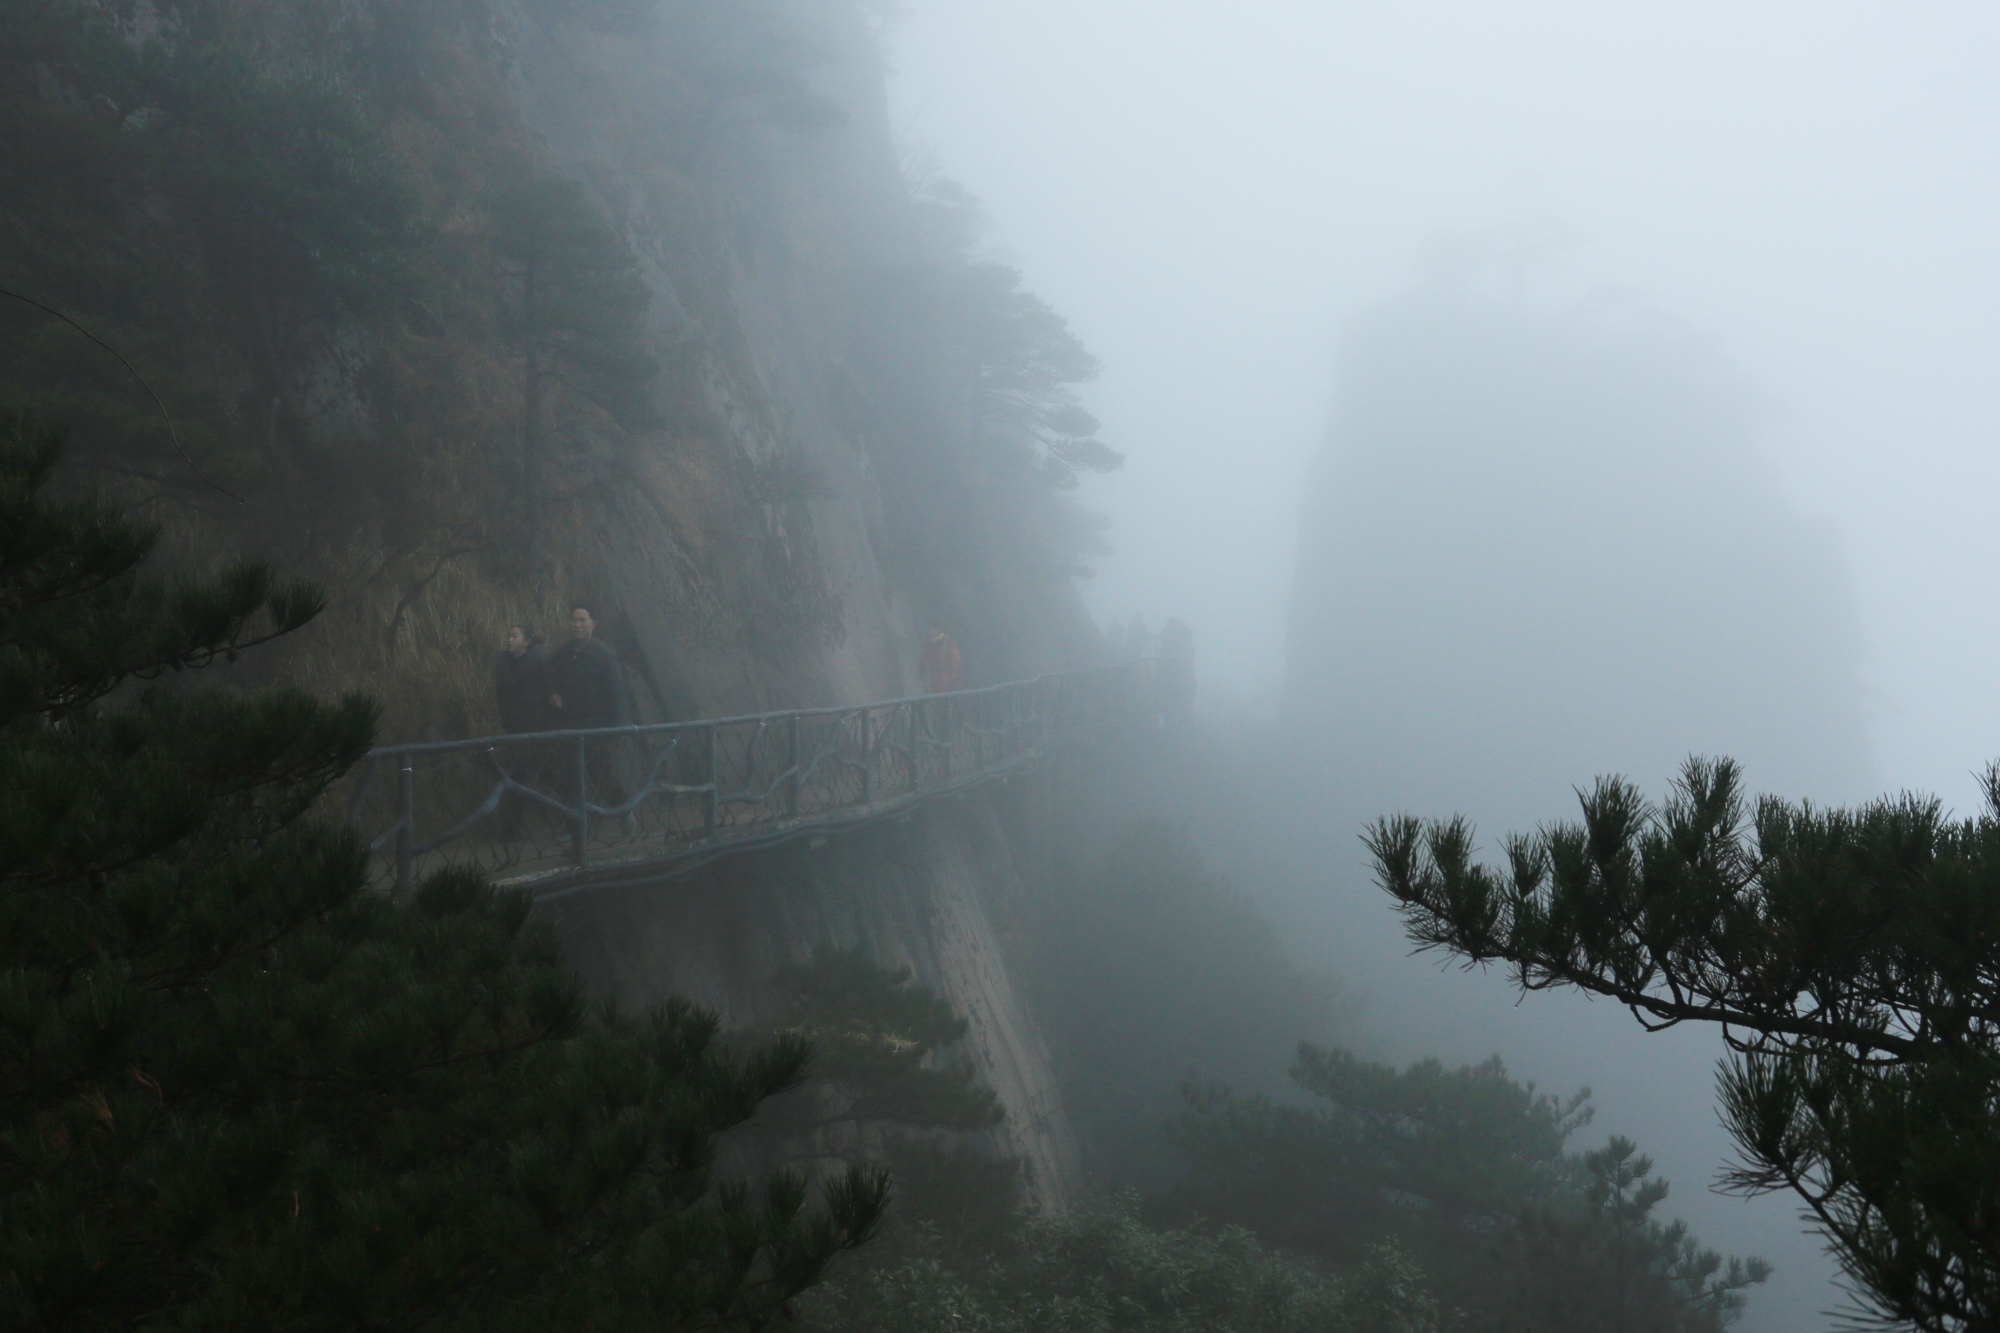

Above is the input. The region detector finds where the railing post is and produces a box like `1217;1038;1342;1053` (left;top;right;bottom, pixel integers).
785;714;802;817
571;732;590;868
857;709;872;804
703;723;718;840
395;759;415;893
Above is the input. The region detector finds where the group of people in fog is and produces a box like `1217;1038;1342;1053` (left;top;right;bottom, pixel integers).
494;614;972;740
494;604;628;736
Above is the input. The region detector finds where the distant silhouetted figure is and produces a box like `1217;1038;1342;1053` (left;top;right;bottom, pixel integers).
921;627;962;694
494;625;555;733
549;604;627;729
1156;617;1195;728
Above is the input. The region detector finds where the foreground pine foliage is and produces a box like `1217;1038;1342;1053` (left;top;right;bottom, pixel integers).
1370;756;2000;1331
0;407;885;1331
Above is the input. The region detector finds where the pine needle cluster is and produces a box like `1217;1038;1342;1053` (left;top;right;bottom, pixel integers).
1371;755;2000;1331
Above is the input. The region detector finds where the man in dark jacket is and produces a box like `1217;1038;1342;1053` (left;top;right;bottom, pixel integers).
549;604;630;835
495;625;555;733
549;605;626;729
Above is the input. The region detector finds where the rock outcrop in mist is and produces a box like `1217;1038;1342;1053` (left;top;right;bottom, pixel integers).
1254;283;1879;1332
1287;288;1874;838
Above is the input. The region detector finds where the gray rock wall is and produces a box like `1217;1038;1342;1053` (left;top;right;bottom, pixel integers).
499;1;1099;1202
540;789;1085;1206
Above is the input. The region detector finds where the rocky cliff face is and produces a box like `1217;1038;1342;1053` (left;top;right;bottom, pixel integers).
498;0;1099;1200
4;0;1111;732
509;0;957;716
547;794;1087;1205
3;0;1110;1204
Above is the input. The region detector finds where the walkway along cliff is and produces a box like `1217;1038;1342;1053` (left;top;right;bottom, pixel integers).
345;663;1171;1203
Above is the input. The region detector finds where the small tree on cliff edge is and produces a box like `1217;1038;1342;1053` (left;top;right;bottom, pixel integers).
0;407;884;1329
1368;755;2000;1333
491;179;657;554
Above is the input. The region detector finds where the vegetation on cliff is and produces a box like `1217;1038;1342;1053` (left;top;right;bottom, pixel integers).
771;824;1762;1333
734;922;1440;1332
799;1195;1440;1333
745;945;1023;1244
1027;821;1354;1186
1173;1048;1768;1331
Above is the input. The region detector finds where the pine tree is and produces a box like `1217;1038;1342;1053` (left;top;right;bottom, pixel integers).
1506;1138;1770;1333
952;261;1122;491
751;946;1018;1239
1171;1045;1765;1331
0;407;884;1330
1368;755;2000;1332
0;2;415;489
490;180;658;550
764;946;1004;1136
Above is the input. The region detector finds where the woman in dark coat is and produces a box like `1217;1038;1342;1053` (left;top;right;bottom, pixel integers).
495;625;555;733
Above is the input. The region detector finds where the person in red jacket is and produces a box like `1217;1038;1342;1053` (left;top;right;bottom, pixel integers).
920;626;962;693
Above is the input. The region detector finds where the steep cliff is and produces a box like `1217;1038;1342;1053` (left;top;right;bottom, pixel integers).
2;0;1115;731
546;795;1089;1203
2;0;1116;1204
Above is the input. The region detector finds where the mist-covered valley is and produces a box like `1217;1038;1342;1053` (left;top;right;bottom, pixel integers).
6;2;1999;1331
888;6;2000;1329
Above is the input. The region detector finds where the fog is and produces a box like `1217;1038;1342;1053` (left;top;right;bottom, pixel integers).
888;4;2000;1329
1288;282;1875;820
1267;283;1874;1329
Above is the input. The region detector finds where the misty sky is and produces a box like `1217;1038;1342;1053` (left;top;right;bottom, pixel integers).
885;0;2000;816
885;5;2000;1329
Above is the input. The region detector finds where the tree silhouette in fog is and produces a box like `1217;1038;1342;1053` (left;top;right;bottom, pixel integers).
1173;1043;1765;1332
490;179;657;551
1372;755;2000;1333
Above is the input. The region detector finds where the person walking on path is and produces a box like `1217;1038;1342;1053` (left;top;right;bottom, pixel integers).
549;605;627;729
920;626;962;694
494;625;556;734
549;604;631;836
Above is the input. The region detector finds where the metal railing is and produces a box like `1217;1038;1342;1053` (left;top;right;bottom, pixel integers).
343;661;1156;897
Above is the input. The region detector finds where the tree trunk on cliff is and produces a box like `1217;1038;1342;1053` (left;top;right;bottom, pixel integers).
524;246;544;553
491;179;658;564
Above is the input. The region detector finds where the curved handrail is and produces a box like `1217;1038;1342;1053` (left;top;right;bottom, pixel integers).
345;661;1158;894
